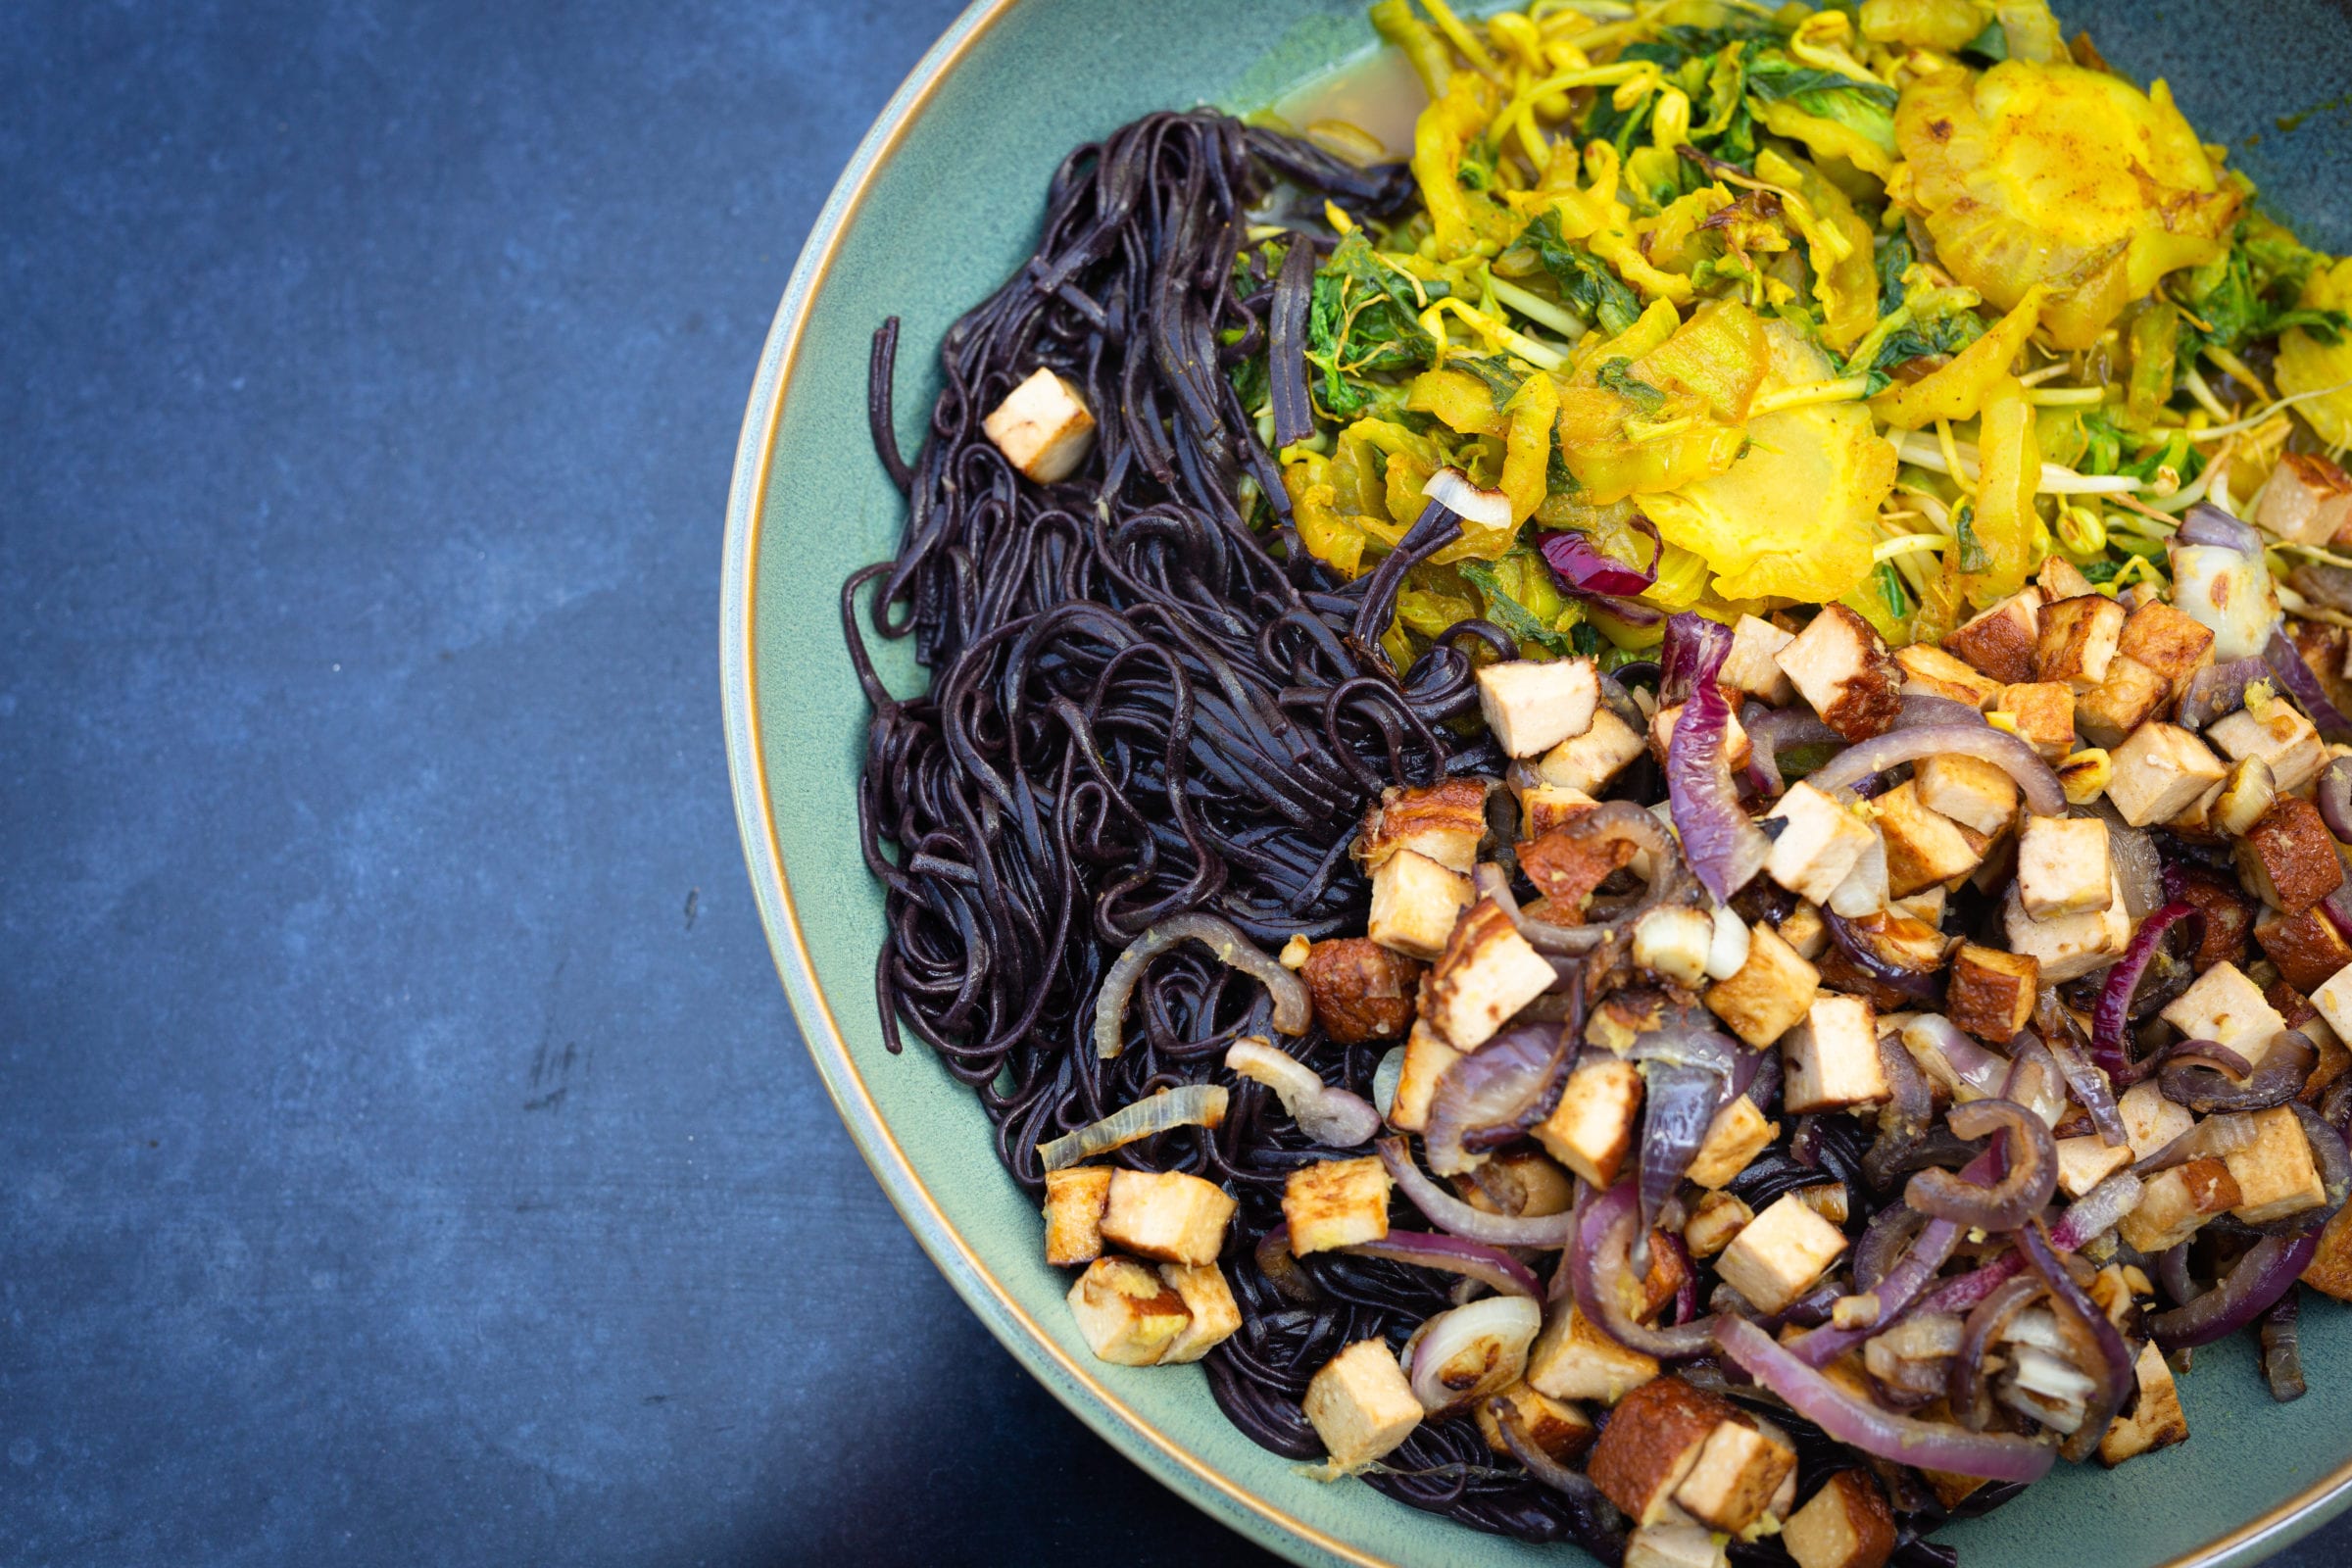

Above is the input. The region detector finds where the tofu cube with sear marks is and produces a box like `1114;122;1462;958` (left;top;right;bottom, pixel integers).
2235;795;2345;916
2116;597;2217;698
2034;594;2127;690
1996;681;2078;761
1301;938;1422;1045
1426;899;1558;1050
2039;556;2096;600
2162;960;2289;1071
1775;605;1903;742
1043;1167;1114;1266
1535;706;1648;795
1684;1189;1754;1256
2313;964;2352;1060
1366;849;1474;960
1784;1469;1897;1568
1783;995;1887;1113
2256;451;2352;545
2107;722;2228;826
2255;906;2352;993
2054;1135;2134;1199
1675;1418;1797;1534
1874;781;1983;898
1101;1170;1236;1266
1945;944;2039;1044
1388;1020;1462;1133
1535;1056;1644;1187
1066;1256;1193;1365
2209;702;2326;794
1476;1381;1595;1461
1478;658;1600;759
1527;1301;1659;1403
2120;1078;2197;1162
1893;643;2001;709
1358;777;1489;874
2301;1200;2352;1301
2223;1103;2327;1225
1686;1096;1782;1189
2016;813;2113;918
1651;700;1752;769
1717;1193;1848;1314
1624;1524;1733;1568
2002;870;2130;981
1704;923;1820;1049
1723;614;1796;704
2117;1157;2240;1253
983;367;1097;482
2075;656;2173;751
1590;1377;1740;1525
2098;1340;2191;1466
1304;1339;1423;1471
1915;753;2018;836
1520;783;1599;837
1520;820;1638;917
1765;783;1878;906
1157;1261;1243;1362
1283;1156;1393;1255
1943;587;2044;685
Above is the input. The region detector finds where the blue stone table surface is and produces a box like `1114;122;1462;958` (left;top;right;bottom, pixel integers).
1;2;2348;1565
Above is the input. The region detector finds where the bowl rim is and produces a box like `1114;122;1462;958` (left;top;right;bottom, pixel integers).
718;3;2352;1563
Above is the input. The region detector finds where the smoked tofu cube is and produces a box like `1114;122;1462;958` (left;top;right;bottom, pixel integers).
1944;588;2044;685
1157;1261;1243;1363
1717;1194;1848;1314
1100;1170;1236;1266
2034;594;2127;690
1043;1167;1114;1266
2313;963;2352;1056
1624;1524;1731;1568
1874;781;1983;897
1527;1302;1659;1404
2075;657;2173;751
2039;556;2097;600
2117;1157;2241;1253
1781;900;1830;960
1892;885;1947;926
2107;723;2228;827
1651;701;1752;770
1684;1190;1754;1257
1387;1021;1462;1134
1775;605;1903;742
1358;778;1489;874
1066;1256;1192;1365
1304;1339;1423;1471
1476;1381;1596;1461
2257;451;2352;545
1675;1419;1797;1534
2001;871;2130;981
2116;598;2217;698
1765;784;1877;906
2255;906;2352;993
1996;681;2078;761
2099;1341;2190;1466
1284;1156;1393;1254
1535;1056;1644;1186
1590;1378;1739;1525
1366;849;1474;960
2210;702;2326;794
2235;795;2345;915
2054;1135;2134;1199
2120;1078;2196;1163
1425;898;1558;1050
1893;643;2001;709
2302;1200;2352;1302
1478;658;1600;759
1945;944;2039;1043
1686;1096;1781;1189
983;367;1097;482
1782;995;1887;1113
1784;1470;1897;1568
1827;823;1892;920
1535;706;1648;795
2223;1103;2327;1225
2161;960;2289;1071
2016;813;2113;917
1723;614;1797;704
1916;753;2018;836
1520;783;1599;837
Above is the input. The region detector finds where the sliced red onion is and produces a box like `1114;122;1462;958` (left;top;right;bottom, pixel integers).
1540;528;1656;598
2018;1219;2136;1461
2160;1030;2315;1114
1406;1295;1544;1413
1908;1101;2056;1231
1865;1027;1938;1191
1037;1083;1231;1170
1422;466;1513;529
2093;902;2203;1085
1897;694;1989;728
1663;613;1771;902
1950;1272;2045;1432
1226;1038;1381;1147
2264;626;2352;741
2148;1231;2322;1349
2158;1241;2200;1306
1805;725;2066;816
2319;757;2352;843
2261;1290;2309;1402
1828;910;1944;1003
1853;1203;1929;1295
1902;1014;2012;1100
2179;502;2263;554
2035;1003;2129;1147
2001;1035;2071;1133
2171;515;2278;662
1638;1059;1729;1245
2086;797;2164;920
1378;1136;1577;1248
2177;656;2275;732
2057;1169;2145;1248
1096;913;1309;1057
1423;1021;1575;1176
1715;1316;2058;1482
1254;1222;1320;1303
1573;1182;1720;1358
1344;1229;1549;1299
1268;239;1316;451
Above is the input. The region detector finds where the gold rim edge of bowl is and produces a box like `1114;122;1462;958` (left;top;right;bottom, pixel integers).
716;5;2352;1565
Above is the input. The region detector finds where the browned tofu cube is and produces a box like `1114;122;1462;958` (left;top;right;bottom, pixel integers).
2302;1199;2352;1302
1301;938;1422;1045
2258;451;2352;545
1476;1381;1596;1462
1387;1020;1461;1133
1944;588;2044;685
1527;1301;1660;1404
1357;777;1489;874
1776;605;1903;742
1705;923;1821;1049
1519;783;1598;838
1304;1339;1423;1471
1283;1156;1392;1254
1997;681;2078;761
2236;795;2346;916
1764;783;1879;906
1043;1167;1114;1266
1781;900;1830;960
1100;1170;1237;1266
2098;1341;2190;1465
2040;556;2096;600
1874;781;1983;898
2017;813;2113;918
1723;614;1797;705
2054;1134;2133;1198
2117;599;2216;697
2314;965;2352;1059
2076;656;2174;750
1535;1056;1644;1186
1946;944;2039;1043
1590;1377;1740;1525
1717;1193;1848;1313
2035;593;2128;690
1686;1095;1781;1189
2224;1103;2327;1225
2107;722;2228;826
984;367;1096;482
1366;849;1474;960
1674;1418;1797;1534
2210;701;2327;793
1893;643;2001;709
2256;906;2352;993
2002;869;2131;981
1915;753;2018;836
1782;995;1887;1113
1157;1261;1243;1362
2117;1157;2241;1253
1535;705;1649;795
1624;1524;1733;1568
1066;1256;1192;1365
1425;898;1559;1050
1458;1149;1577;1220
1684;1190;1754;1257
1784;1470;1897;1568
2120;1078;2196;1163
1477;658;1600;759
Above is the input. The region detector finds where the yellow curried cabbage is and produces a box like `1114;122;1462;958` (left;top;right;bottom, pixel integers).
2277;256;2352;448
1872;284;2047;428
1640;324;1897;604
1551;299;1765;504
1756;149;1878;355
1893;60;2236;350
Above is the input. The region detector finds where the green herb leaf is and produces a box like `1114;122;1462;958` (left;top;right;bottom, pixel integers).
1953;507;1991;573
1597;358;1670;415
1503;213;1644;338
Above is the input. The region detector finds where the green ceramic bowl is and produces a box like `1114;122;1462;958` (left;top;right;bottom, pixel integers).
723;4;2352;1562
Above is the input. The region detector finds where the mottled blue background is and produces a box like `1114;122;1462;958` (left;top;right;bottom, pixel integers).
2;1;2349;1564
